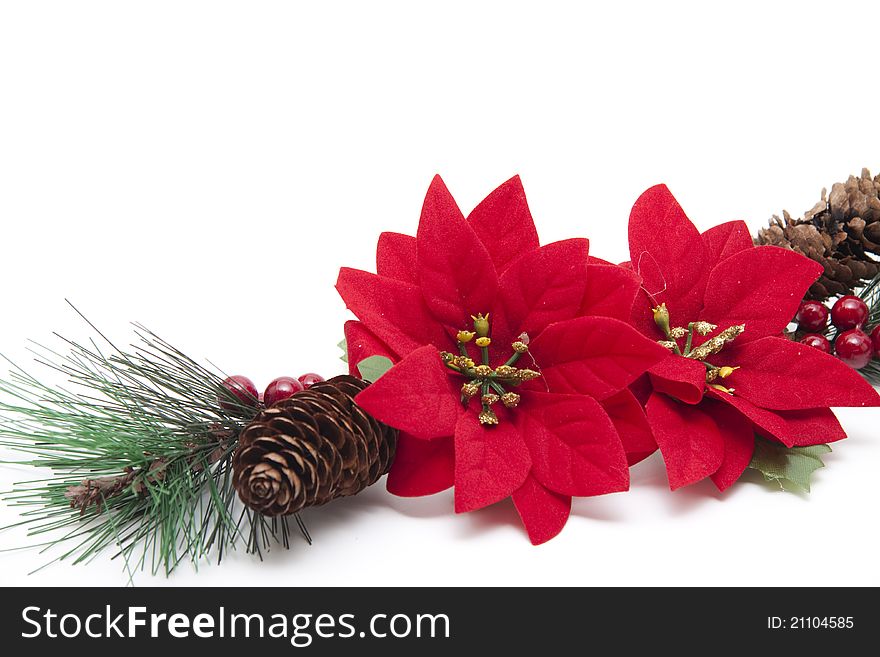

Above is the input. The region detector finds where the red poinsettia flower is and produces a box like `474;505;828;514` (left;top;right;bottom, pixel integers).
627;184;880;490
337;175;668;543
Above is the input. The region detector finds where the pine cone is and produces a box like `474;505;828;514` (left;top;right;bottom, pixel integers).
756;168;880;300
232;375;397;516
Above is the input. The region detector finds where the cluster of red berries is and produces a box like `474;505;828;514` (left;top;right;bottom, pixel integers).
220;372;325;410
796;296;877;369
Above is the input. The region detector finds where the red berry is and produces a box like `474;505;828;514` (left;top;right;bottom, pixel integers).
263;376;304;407
799;333;831;353
220;375;259;410
872;325;880;356
834;329;873;369
795;301;828;332
831;295;869;330
298;373;325;389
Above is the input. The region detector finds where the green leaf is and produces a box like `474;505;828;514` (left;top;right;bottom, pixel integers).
338;339;348;363
357;355;394;383
748;438;831;493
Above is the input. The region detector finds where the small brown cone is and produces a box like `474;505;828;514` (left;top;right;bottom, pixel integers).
232;375;397;516
756;168;880;300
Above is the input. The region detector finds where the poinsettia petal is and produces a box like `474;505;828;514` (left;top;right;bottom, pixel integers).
708;389;846;448
531;316;670;401
343;321;398;377
386;433;454;496
725;336;880;410
468;175;540;274
629;373;653;406
354;345;460;439
646;392;725;490
628;184;709;326
518;392;628;497
376;232;418;284
601;388;657;466
512;474;572;545
581;263;642;321
453;411;531;513
417;175;498;331
497;239;589;341
628;296;665;342
336;268;448;354
702;220;754;261
705;399;755;491
700;246;822;343
648;355;706;404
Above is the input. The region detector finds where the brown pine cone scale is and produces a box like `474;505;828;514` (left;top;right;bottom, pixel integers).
756;168;880;300
232;375;397;516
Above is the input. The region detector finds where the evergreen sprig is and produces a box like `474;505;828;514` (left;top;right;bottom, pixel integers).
854;272;880;385
0;309;306;578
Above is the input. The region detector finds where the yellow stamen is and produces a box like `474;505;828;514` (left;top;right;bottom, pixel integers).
501;392;521;408
516;369;541;382
693;321;718;336
461;382;480;399
718;366;739;379
479;408;499;425
457;330;476;343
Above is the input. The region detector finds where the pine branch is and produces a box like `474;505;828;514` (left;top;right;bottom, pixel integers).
855;272;880;385
0;312;307;577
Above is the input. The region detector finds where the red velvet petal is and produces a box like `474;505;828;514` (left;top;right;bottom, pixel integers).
700;246;822;343
601;388;657;466
343;321;398;377
467;175;540;274
531;316;670;401
581;263;642;321
629;374;653;406
453;411;531;513
376;232;418;284
704;400;755;491
628;185;708;324
725;336;880;410
628;294;666;342
354;345;461;439
512;474;572;545
646;392;725;490
519;392;628;497
386;433;454;497
708;390;847;448
417;175;498;331
497;239;589;341
336;268;448;355
701;220;754;262
648;355;706;404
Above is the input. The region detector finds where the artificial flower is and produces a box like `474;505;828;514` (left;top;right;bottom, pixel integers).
337;175;667;543
627;184;879;490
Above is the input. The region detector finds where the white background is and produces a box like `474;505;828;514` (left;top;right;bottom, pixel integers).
1;0;879;587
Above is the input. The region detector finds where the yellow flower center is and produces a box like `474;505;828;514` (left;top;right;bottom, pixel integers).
440;312;540;425
652;305;744;395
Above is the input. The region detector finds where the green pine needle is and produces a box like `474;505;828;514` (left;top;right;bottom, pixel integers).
853;272;880;386
0;307;307;578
